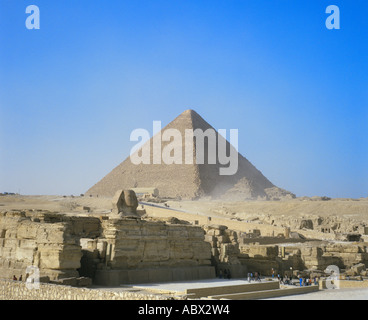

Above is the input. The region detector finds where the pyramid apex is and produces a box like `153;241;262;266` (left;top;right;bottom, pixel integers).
182;109;198;115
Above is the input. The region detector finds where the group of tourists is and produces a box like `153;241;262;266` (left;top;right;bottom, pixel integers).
271;268;319;286
217;267;320;287
276;273;294;285
298;275;319;287
218;269;232;280
247;272;261;282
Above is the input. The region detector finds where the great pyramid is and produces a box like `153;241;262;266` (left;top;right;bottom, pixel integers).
86;109;295;200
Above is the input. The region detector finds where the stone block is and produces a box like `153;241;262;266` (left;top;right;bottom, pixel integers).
143;240;170;261
205;235;216;242
211;248;220;256
93;270;121;286
197;259;212;266
217;235;230;243
15;247;35;262
197;266;216;279
169;242;194;260
148;268;173;283
17;223;38;239
301;247;323;258
192;242;211;260
167;227;188;239
39;244;82;270
172;267;189;281
171;259;198;267
79;238;97;251
76;277;92;288
187;227;205;239
129;269;150;284
351;263;366;274
53;277;78;286
141;223;167;238
96;240;107;259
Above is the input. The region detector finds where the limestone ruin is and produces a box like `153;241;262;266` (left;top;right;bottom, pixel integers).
1;191;367;293
0;202;215;287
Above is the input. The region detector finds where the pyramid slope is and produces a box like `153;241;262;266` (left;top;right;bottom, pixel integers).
86;109;293;200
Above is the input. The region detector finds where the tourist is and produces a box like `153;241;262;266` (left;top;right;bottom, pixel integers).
12;275;17;281
219;269;223;279
247;273;251;283
313;276;318;285
224;269;228;279
254;272;259;282
299;277;303;287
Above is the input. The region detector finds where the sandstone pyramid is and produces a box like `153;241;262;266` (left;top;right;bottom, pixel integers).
86;109;295;200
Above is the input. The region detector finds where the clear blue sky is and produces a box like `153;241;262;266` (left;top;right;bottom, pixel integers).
0;0;367;198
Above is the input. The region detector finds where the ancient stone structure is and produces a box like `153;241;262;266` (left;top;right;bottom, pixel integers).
1;196;366;292
203;224;246;278
0;209;214;286
86;109;294;200
94;218;213;285
260;213;367;237
238;241;368;276
0;210;99;282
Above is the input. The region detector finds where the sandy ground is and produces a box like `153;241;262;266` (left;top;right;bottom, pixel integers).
1;194;367;240
264;287;368;300
166;198;368;221
1;194;367;220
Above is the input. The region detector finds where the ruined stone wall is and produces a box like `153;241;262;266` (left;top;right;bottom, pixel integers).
0;211;214;286
281;243;368;271
203;224;246;278
238;245;280;275
321;243;368;269
0;211;100;281
238;242;368;276
260;214;367;239
100;218;212;269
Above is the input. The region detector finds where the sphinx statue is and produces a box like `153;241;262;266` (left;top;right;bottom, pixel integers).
111;189;140;219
